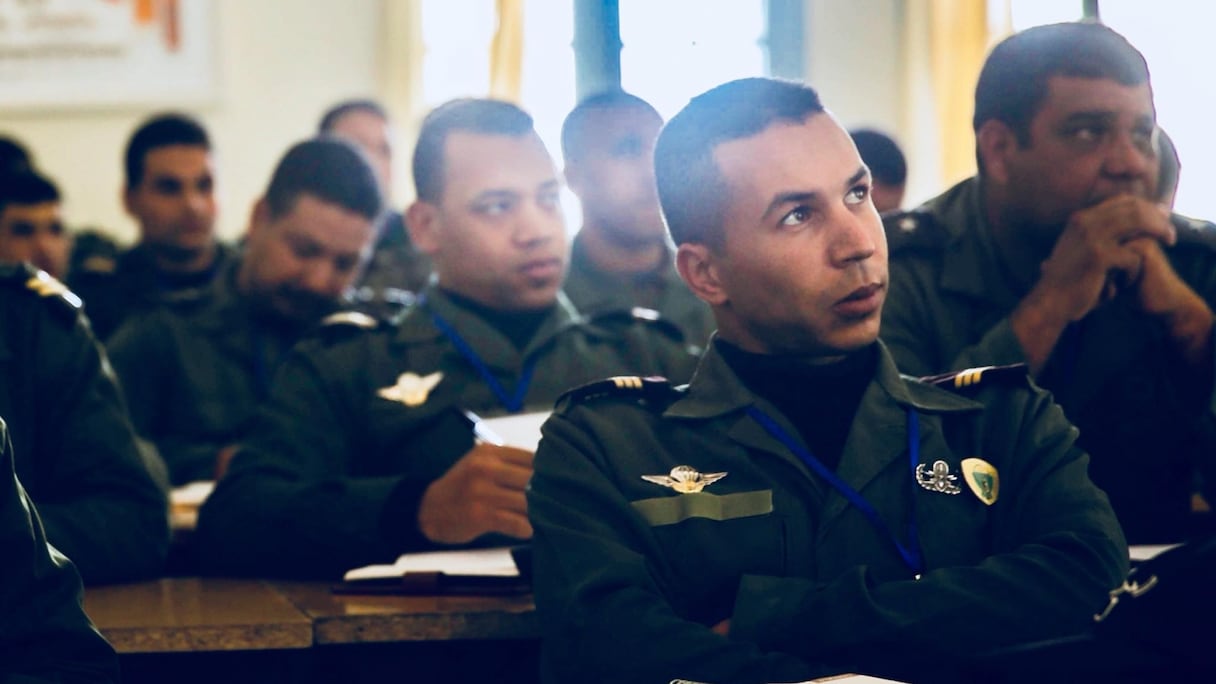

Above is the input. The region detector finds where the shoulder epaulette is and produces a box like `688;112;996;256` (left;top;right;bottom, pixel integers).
0;264;83;321
917;363;1028;392
556;375;684;411
883;210;950;254
321;310;381;329
587;307;685;342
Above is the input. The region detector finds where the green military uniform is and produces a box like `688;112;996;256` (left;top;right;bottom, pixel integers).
528;342;1128;684
345;211;433;319
0;264;169;585
107;260;307;486
195;285;698;579
67;241;236;341
0;416;119;683
881;177;1216;544
563;232;716;351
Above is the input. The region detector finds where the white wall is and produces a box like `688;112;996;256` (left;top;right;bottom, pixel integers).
0;0;385;243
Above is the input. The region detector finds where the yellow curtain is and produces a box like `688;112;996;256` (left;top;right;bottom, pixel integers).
489;0;525;102
379;0;426;203
926;0;991;186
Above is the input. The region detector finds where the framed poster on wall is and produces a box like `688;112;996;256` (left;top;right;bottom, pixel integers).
0;0;215;110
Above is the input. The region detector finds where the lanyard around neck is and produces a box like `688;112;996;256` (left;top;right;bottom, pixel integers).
426;303;536;413
746;405;925;578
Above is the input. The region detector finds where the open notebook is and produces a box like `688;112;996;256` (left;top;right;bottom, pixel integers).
336;546;532;595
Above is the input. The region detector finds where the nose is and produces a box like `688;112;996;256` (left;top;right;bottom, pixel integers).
1103;129;1154;180
828;206;879;268
511;200;562;248
299;261;344;298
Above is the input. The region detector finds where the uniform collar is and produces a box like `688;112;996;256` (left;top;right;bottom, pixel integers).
925;177;1024;309
393;284;582;365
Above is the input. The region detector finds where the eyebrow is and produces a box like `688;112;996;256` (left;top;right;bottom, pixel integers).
760;165;869;222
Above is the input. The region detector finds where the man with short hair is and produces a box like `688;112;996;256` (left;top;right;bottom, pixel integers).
881;22;1216;544
561;92;715;349
195;98;697;579
527;78;1126;683
69;113;233;340
108;137;382;486
850;128;907;213
0;170;69;278
320;99;433;313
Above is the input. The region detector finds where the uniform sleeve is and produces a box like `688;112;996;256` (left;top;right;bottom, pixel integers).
880;260;1027;378
194;341;423;580
107;315;216;485
528;412;821;684
0;420;120;683
728;388;1128;673
31;308;170;585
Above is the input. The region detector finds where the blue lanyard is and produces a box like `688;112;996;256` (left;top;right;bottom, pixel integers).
746;405;925;578
427;306;536;413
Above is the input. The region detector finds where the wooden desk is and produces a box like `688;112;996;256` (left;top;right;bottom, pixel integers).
84;578;313;653
272;581;538;645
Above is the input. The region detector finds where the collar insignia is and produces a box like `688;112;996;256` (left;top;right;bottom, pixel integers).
961;457;999;505
642;465;727;494
915;459;961;495
377;371;443;407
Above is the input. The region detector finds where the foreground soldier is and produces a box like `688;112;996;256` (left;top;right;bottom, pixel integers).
195;99;696;579
528;78;1127;683
0;263;168;584
0;417;119;682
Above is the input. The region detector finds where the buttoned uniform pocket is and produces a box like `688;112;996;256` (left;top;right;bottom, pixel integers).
632;490;785;624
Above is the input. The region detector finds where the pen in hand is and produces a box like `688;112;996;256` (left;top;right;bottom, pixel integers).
462;409;506;447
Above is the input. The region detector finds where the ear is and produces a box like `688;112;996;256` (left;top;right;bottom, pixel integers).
563;163;585;196
976;120;1017;186
405;201;440;255
245;197;271;241
675;243;729;306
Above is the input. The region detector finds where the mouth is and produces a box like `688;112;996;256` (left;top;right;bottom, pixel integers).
519;258;563;281
833;283;885;318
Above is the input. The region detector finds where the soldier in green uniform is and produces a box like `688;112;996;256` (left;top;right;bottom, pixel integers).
880;23;1216;544
68;113;234;341
561;92;716;351
0;415;119;682
320;99;434;316
194;98;697;579
527;78;1128;684
107;137;383;486
0;263;169;584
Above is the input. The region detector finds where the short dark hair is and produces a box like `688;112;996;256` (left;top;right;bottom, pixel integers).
0;136;32;176
850;129;907;187
974;22;1150;144
411;98;535;203
318;99;389;134
655;78;824;249
560;91;660;165
0;170;60;216
264;137;383;221
124;113;211;189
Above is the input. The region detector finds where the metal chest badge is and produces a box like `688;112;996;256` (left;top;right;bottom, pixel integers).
377;371;443;407
642;465;727;494
961;457;999;505
915;459;961;494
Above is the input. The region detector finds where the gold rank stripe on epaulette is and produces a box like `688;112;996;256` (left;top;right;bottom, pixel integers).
611;375;645;390
952;366;994;389
25;271;82;309
918;363;1029;391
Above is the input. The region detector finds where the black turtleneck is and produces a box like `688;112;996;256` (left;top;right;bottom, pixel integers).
442;289;553;351
716;340;879;472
